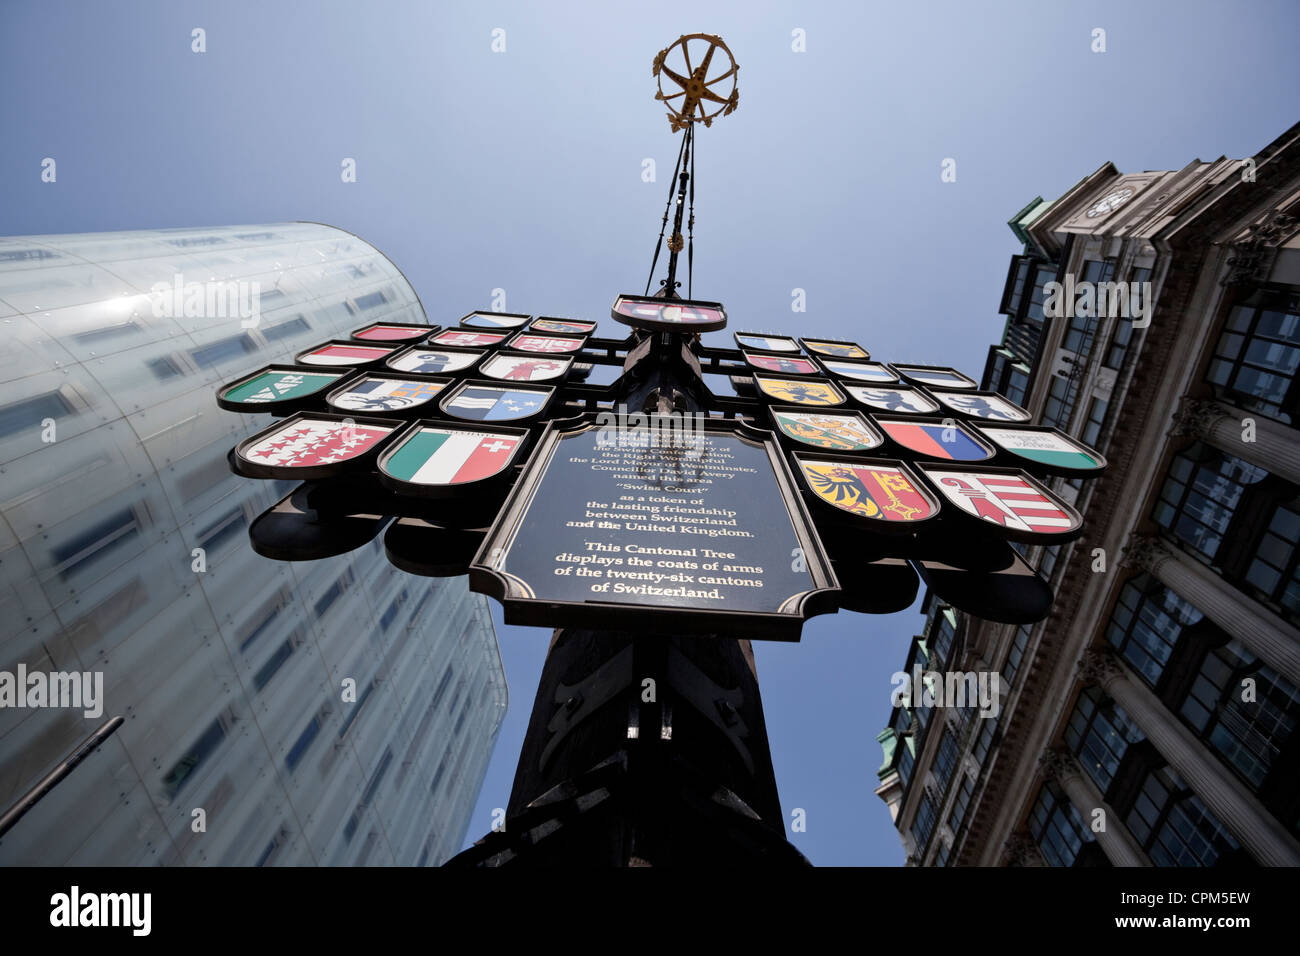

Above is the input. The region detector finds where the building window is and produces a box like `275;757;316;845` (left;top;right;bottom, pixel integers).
1105;575;1203;688
51;507;141;580
929;610;956;671
197;507;246;555
337;679;377;739
1126;765;1242;866
1002;625;1031;686
911;789;938;854
1029;781;1103;867
1004;365;1030;406
1152;443;1267;565
1002;256;1034;316
897;735;916;791
147;355;182;380
1080;395;1109;449
162;707;234;799
1041;376;1074;430
1061;259;1116;356
1038;545;1062;581
1102;267;1149;370
285;714;322;772
262;315;311;342
353;290;388;311
190;332;257;369
1024;262;1059;323
971;715;998;767
1180;639;1299;791
1065;686;1145;792
0;390;76;439
1246;498;1300;617
1206;290;1300;424
932;727;961;795
253;639;293;693
948;771;975;836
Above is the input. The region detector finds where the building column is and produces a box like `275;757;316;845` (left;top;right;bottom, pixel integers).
1002;832;1047;867
1173;397;1300;485
1078;649;1300;866
1122;534;1300;689
1039;749;1150;867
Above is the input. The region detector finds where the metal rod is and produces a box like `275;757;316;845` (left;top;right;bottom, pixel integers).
661;125;692;299
0;715;124;839
644;129;690;296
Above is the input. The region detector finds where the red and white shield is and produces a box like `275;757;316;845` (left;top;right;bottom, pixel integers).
921;467;1082;539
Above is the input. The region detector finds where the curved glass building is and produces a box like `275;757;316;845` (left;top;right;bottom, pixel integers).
0;223;506;866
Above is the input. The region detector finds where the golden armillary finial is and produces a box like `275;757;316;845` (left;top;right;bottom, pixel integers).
652;34;739;132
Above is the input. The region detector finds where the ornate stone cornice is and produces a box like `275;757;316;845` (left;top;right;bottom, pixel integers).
1078;647;1126;689
1223;207;1300;286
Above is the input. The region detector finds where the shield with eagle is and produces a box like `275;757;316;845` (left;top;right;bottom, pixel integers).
794;455;938;527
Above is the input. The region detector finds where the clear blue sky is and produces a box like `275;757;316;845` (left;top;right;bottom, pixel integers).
3;0;1297;866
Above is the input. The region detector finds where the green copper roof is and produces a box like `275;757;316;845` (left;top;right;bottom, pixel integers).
1007;196;1053;246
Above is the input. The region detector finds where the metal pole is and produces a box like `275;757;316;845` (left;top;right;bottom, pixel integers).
660;126;692;300
0;715;124;839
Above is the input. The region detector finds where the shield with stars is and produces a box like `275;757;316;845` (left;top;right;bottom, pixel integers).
379;422;529;497
793;454;938;529
440;381;554;422
919;465;1083;542
753;375;845;406
233;412;399;480
326;375;448;414
768;408;884;452
845;384;940;414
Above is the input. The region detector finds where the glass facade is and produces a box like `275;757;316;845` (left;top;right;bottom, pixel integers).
1029;780;1105;867
0;224;506;865
1206;289;1300;424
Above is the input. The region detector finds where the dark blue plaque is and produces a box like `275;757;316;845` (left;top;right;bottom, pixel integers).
470;415;838;639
